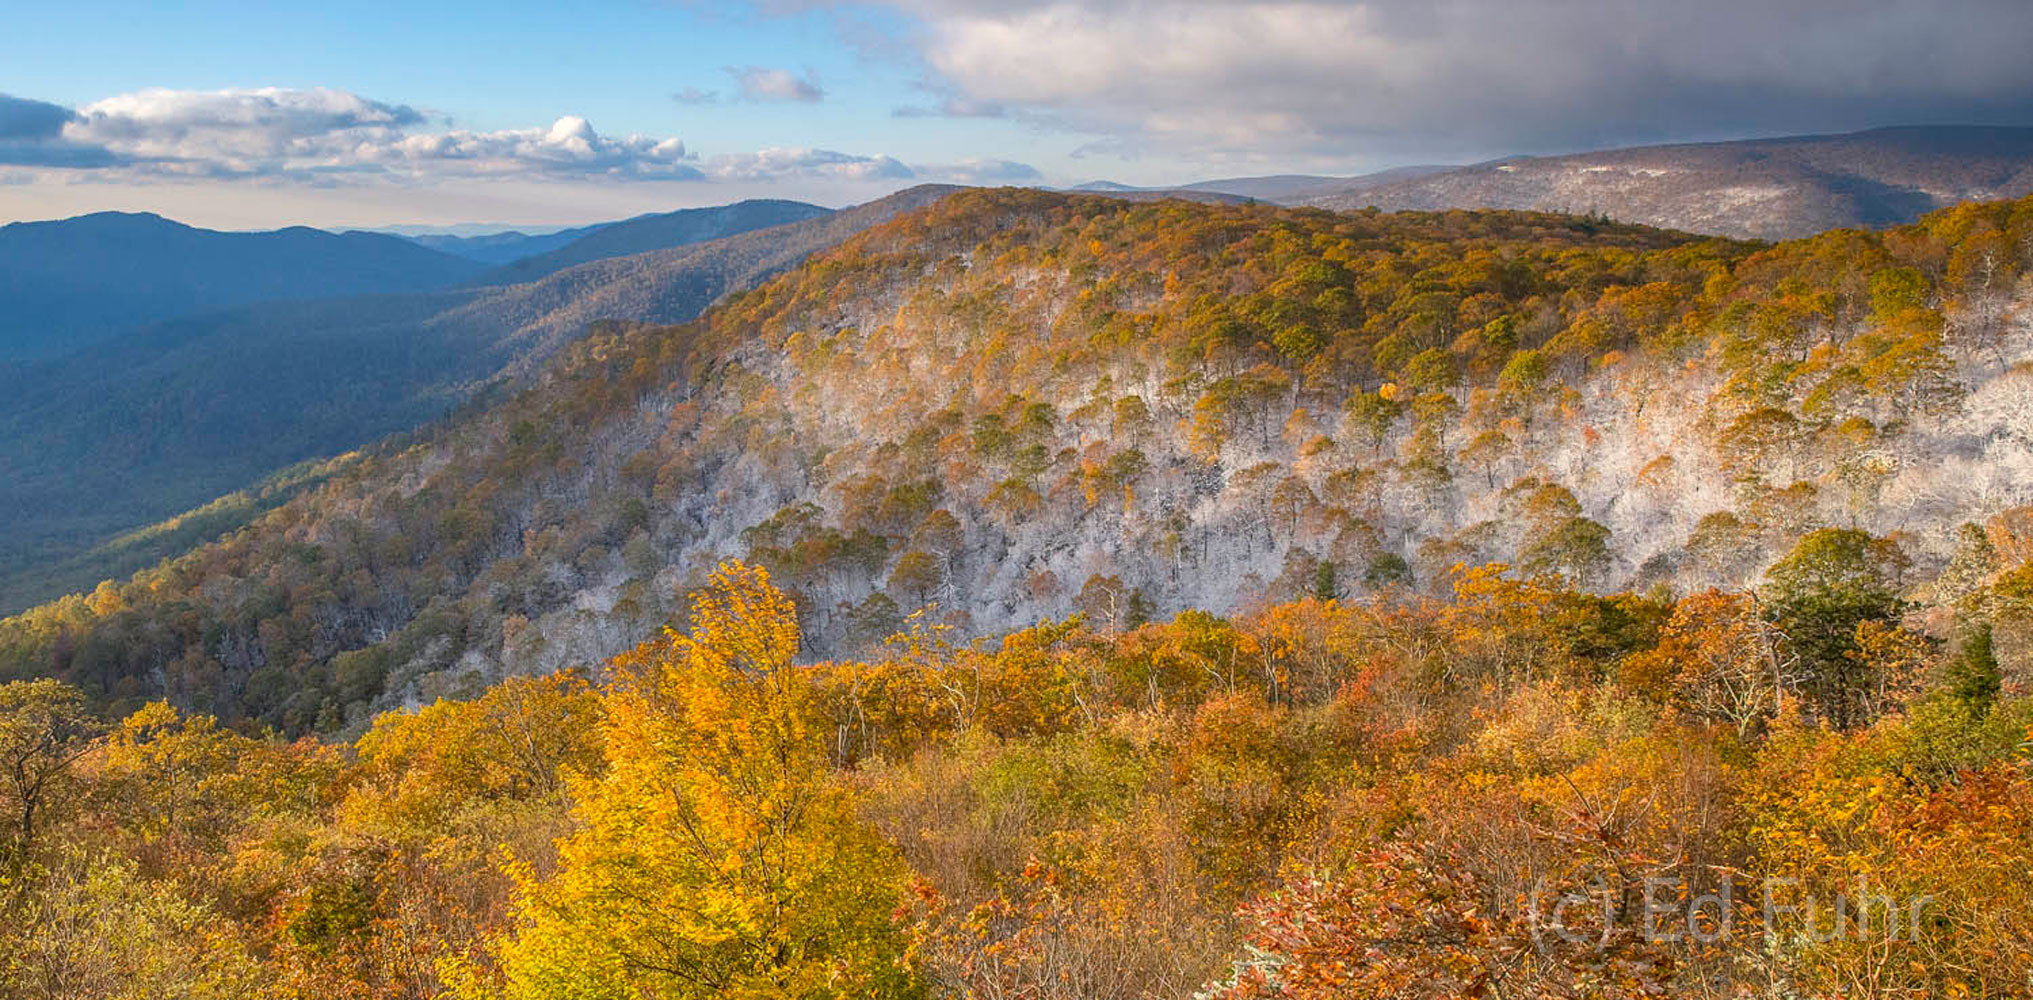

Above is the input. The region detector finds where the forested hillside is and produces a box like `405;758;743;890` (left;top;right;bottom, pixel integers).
473;198;833;283
3;188;2030;738
0;186;957;615
1;551;2027;996
2;188;2032;999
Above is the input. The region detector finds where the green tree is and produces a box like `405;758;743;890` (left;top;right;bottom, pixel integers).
1764;528;1907;729
1942;623;2002;716
1521;517;1612;583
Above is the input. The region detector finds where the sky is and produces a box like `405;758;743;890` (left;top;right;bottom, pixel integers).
5;0;2033;230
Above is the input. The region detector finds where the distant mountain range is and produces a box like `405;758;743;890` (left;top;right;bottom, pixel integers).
0;213;482;360
0;186;957;612
0;200;834;363
399;224;610;266
1295;125;2033;239
1074;165;1451;204
472;200;833;283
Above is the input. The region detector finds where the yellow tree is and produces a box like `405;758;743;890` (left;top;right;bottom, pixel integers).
478;562;925;1000
0;679;101;853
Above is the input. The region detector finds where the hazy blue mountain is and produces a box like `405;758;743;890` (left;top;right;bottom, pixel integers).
397;223;609;265
475;199;834;284
0;212;484;360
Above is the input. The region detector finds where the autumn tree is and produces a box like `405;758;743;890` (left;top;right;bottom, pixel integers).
1621;590;1784;737
477;563;924;1000
1;849;264;1000
0;679;100;853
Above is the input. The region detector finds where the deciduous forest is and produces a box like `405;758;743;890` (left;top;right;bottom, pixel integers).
3;187;2032;997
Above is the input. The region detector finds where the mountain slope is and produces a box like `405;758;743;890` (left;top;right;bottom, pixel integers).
0;185;961;613
7;188;2028;733
0;212;484;359
1295;125;2033;239
475;199;834;284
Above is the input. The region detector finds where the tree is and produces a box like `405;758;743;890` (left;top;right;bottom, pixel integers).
1460;428;1510;490
2;849;264;1000
1763;529;1907;729
889;550;945;607
478;563;924;1000
1521;517;1612;583
1942;624;2002;716
1077;574;1135;634
0;679;100;852
1344;390;1404;454
346;671;605;835
1310;560;1342;602
1206;842;1676;1000
1404;347;1460;394
1622;590;1784;738
1496;348;1549;399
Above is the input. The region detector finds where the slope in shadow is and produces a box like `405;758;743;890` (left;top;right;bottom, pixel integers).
0;185;963;613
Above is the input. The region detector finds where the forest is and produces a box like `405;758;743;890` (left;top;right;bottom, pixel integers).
4;188;2028;738
1;546;2027;997
1;186;2031;996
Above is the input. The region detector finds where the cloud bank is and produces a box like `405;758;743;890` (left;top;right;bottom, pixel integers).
4;86;1028;190
852;0;2033;159
14;87;699;180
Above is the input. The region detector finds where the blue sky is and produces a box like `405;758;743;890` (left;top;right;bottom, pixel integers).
6;1;984;164
6;0;2033;228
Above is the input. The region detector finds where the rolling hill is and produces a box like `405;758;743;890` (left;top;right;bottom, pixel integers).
5;187;2026;734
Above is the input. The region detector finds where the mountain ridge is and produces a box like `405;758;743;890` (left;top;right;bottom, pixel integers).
472;199;835;284
1291;124;2033;239
0;211;486;360
0;185;962;613
6;187;2026;734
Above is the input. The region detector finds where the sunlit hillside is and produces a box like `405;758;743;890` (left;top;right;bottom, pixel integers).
5;189;2029;734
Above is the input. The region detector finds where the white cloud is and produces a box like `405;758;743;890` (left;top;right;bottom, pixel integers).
373;116;699;179
56;88;699;180
728;66;826;103
64;87;421;174
915;157;1040;183
12;86;1019;192
703;146;912;182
